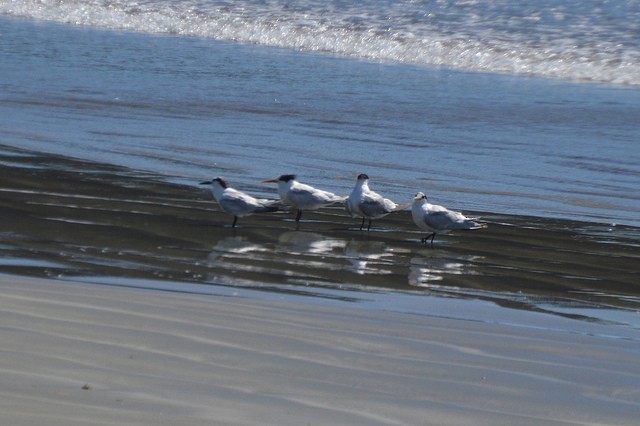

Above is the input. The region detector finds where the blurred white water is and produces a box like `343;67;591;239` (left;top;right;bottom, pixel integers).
2;0;639;86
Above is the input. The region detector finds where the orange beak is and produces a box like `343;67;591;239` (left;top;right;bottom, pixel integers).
261;178;279;183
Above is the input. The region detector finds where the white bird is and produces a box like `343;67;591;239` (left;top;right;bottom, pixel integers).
345;173;408;231
411;192;485;245
262;174;346;222
200;177;279;227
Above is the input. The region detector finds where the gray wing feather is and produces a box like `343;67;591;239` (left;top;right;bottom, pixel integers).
424;208;483;230
360;199;393;218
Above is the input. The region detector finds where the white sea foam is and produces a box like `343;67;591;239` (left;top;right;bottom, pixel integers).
2;0;639;86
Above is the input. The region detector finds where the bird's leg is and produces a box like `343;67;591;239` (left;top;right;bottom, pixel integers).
231;216;238;228
367;218;372;232
295;209;302;222
359;217;365;231
421;233;435;245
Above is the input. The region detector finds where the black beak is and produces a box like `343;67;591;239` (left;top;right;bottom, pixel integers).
199;181;212;185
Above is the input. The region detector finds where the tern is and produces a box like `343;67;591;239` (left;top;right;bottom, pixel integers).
200;177;279;227
262;174;346;222
345;173;408;231
411;192;485;245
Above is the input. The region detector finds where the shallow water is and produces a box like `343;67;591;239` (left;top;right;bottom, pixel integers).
1;16;640;228
2;145;639;330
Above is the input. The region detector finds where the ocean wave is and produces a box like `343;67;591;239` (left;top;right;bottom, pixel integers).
2;0;639;86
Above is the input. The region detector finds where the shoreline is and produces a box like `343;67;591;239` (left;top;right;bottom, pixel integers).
1;275;639;425
1;144;639;327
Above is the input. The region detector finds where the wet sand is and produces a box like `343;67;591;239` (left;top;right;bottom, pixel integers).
1;144;639;319
2;275;640;426
1;145;640;424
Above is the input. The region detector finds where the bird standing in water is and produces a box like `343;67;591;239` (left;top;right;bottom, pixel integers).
200;177;279;227
411;192;485;245
345;173;407;231
262;174;345;222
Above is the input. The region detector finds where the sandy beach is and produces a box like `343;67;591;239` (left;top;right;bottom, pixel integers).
1;275;639;426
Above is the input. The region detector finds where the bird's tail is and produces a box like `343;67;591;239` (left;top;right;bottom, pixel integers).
392;202;411;212
463;218;487;230
255;199;281;213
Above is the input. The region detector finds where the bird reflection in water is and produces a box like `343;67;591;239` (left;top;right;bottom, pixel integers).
278;231;406;276
206;236;271;274
408;252;482;288
343;239;402;275
204;231;482;292
277;231;347;255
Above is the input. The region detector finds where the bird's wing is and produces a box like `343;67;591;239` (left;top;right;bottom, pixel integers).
424;204;479;230
419;205;457;229
219;189;264;214
359;192;393;217
224;188;257;203
287;185;316;204
289;184;340;205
